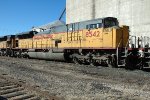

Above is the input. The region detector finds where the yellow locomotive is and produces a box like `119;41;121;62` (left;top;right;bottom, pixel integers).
0;17;149;69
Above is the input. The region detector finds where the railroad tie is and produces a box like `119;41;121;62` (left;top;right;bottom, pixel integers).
0;79;42;100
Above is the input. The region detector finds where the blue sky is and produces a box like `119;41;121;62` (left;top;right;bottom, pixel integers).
0;0;66;36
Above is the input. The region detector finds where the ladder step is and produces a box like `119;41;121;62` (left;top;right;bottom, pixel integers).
121;56;127;58
145;62;150;64
143;66;150;68
145;57;150;59
118;64;125;67
144;52;150;54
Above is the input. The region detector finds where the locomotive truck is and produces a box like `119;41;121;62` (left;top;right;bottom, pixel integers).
0;17;150;69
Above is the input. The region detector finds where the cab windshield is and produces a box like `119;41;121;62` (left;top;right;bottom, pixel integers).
104;18;118;28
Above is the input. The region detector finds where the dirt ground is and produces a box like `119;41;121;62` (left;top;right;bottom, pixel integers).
0;56;150;100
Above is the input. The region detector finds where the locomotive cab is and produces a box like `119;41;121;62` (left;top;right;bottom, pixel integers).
86;17;119;29
103;17;119;28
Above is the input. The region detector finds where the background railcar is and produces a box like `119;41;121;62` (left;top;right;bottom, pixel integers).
0;36;7;49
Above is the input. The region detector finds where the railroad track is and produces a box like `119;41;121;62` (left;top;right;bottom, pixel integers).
0;76;41;100
0;74;60;100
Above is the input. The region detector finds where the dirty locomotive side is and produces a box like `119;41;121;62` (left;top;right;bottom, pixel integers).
0;17;150;69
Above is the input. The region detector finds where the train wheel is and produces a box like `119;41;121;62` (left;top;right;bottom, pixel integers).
73;57;83;65
136;58;144;70
109;55;117;68
139;65;143;70
84;59;90;65
125;55;134;70
17;54;22;58
73;57;79;64
91;59;96;66
91;59;100;66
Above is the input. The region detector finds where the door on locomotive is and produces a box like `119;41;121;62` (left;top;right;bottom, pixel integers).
0;36;7;49
3;35;16;56
0;36;7;56
6;35;15;48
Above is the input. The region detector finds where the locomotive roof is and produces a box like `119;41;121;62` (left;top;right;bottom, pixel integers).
33;20;65;30
0;36;6;41
36;24;67;35
0;35;15;38
36;17;118;35
0;35;15;41
0;36;5;39
16;31;37;36
37;30;51;35
68;17;117;24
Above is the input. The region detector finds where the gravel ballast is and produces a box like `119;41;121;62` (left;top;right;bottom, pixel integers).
0;56;150;100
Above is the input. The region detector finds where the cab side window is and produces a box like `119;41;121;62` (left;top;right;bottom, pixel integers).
97;23;102;28
86;23;102;29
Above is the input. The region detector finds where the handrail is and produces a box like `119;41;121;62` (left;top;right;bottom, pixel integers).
126;37;130;48
116;38;123;66
117;38;122;48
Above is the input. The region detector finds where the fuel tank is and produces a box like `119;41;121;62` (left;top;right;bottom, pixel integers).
28;50;66;61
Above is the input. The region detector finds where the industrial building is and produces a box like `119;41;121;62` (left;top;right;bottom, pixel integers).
66;0;150;36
